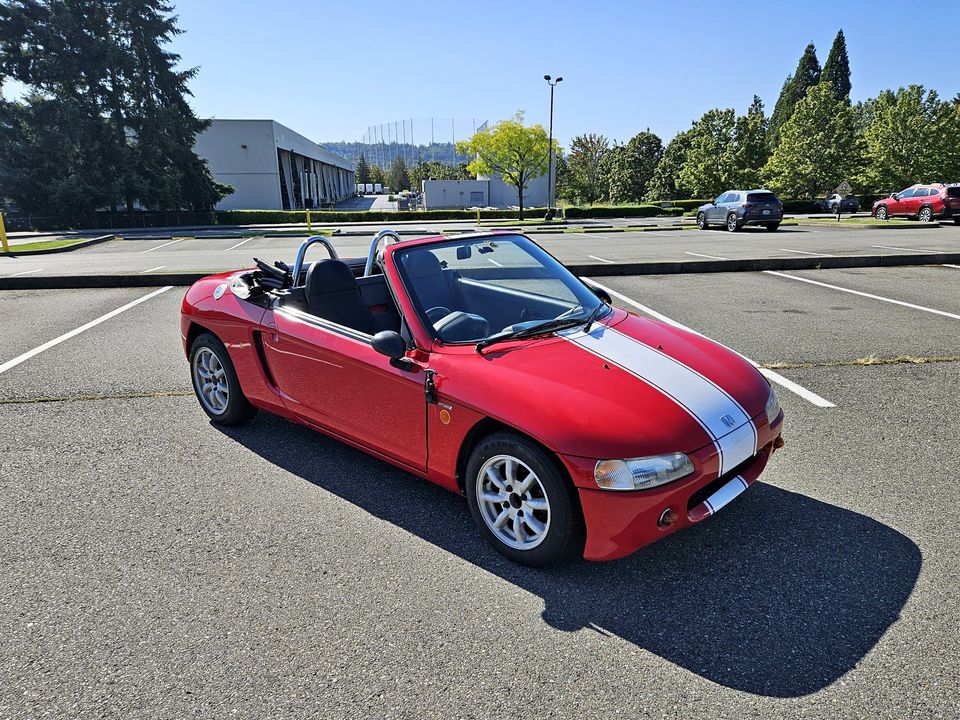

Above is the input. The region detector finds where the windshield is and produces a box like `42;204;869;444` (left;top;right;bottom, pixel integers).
394;234;606;344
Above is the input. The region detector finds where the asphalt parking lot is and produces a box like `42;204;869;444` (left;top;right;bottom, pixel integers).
2;221;959;279
2;262;958;718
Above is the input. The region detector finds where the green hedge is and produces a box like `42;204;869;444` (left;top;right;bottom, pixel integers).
214;208;553;224
564;205;686;219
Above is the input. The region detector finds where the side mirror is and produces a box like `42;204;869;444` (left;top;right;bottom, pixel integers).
372;330;413;370
591;287;612;305
891;193;899;200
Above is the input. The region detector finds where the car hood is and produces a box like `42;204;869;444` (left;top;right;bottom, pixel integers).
432;309;770;463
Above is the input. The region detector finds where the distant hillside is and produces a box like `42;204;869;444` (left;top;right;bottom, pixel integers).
321;141;470;167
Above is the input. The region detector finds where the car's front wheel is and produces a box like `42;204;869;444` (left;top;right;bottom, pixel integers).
954;216;960;225
696;212;708;230
918;206;933;222
189;332;257;426
726;213;740;232
875;206;888;220
465;432;583;566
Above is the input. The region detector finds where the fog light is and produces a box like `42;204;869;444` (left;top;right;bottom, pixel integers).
658;508;677;528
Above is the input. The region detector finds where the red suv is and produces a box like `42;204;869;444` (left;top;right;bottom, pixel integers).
872;183;960;223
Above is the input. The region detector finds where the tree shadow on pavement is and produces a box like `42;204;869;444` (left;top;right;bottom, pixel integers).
218;414;921;699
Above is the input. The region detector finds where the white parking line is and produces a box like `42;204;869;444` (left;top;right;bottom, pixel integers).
780;248;834;256
9;268;43;276
943;264;960;270
0;287;173;376
588;255;615;264
685;252;728;260
140;266;165;274
227;237;255;251
764;271;960;320
872;244;943;253
583;278;835;408
141;238;183;254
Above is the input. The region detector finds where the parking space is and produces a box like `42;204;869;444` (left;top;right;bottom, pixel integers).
3;223;959;280
1;263;959;717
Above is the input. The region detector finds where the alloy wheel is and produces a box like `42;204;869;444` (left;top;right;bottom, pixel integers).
475;454;551;550
193;346;229;415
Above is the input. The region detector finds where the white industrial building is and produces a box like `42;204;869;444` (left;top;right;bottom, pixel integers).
194;119;355;210
421;172;552;210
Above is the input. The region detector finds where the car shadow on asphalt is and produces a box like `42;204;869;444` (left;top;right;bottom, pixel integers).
217;414;921;699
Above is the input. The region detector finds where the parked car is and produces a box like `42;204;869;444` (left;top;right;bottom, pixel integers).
872;183;959;222
181;231;785;566
696;189;783;232
813;193;859;213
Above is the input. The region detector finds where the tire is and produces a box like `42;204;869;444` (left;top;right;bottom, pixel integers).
954;216;960;225
726;213;741;232
189;332;257;426
465;432;584;566
918;206;933;223
764;222;780;232
696;212;708;230
875;206;888;221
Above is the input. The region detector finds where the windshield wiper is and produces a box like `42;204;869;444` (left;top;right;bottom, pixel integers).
582;302;605;333
476;307;605;353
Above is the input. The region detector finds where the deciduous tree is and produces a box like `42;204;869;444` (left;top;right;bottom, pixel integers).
859;85;960;191
456;111;552;219
679;109;738;199
565;133;609;204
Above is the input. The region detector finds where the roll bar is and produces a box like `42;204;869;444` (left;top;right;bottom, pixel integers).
291;235;339;286
363;229;402;277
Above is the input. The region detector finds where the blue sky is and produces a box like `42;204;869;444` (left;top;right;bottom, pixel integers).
6;0;960;148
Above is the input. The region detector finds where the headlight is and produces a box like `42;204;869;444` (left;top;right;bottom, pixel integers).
594;453;694;491
765;385;781;421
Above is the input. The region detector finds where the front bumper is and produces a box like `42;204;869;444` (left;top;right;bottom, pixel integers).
562;412;784;561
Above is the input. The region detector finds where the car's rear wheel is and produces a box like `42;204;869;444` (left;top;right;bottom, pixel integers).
875;206;888;220
696;212;708;230
189;332;257;426
918;206;933;222
726;213;740;232
764;222;780;232
465;432;583;566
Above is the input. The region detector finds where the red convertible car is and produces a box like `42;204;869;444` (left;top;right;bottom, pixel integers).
181;231;784;565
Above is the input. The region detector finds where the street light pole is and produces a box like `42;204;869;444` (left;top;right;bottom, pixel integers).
544;74;562;219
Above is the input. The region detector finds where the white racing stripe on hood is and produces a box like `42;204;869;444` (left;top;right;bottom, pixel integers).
561;324;757;475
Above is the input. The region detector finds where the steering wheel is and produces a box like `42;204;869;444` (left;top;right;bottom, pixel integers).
426;306;452;324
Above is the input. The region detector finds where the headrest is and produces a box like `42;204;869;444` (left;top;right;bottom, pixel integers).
404;250;444;279
306;260;357;295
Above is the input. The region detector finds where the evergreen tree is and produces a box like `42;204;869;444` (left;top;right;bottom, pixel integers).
768;43;822;150
605;130;663;203
370;164;386;186
355;153;371;185
822;30;852;101
763;82;863;198
0;0;230;221
389;156;411;191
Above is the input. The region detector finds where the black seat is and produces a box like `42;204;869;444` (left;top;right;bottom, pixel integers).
404;251;463;313
304;260;379;335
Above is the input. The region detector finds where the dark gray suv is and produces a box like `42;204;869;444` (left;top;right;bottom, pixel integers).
696;189;783;232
